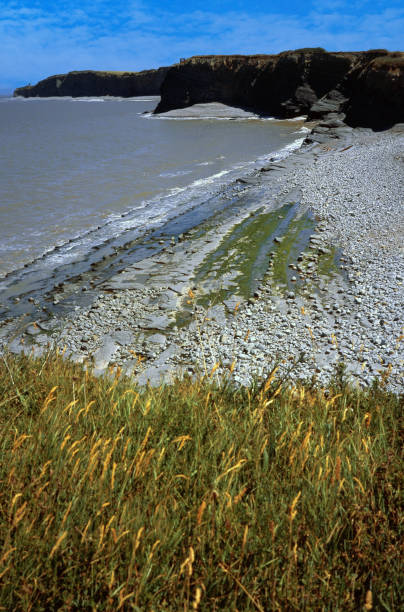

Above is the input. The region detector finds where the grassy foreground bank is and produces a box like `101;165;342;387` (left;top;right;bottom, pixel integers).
0;352;402;611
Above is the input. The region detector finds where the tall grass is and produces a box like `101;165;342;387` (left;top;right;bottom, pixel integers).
0;351;402;610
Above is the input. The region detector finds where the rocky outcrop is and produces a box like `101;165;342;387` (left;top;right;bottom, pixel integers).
342;53;404;129
155;49;351;116
14;67;170;98
155;49;404;129
15;49;403;128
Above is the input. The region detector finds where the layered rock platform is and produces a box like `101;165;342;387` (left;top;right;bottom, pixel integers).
6;48;404;392
1;126;403;392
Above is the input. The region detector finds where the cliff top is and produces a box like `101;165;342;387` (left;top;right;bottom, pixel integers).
20;66;169;83
183;49;403;64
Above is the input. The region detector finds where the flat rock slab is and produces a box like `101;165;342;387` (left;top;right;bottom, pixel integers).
309;95;347;118
147;333;167;346
319;119;346;128
7;338;45;358
111;330;134;346
7;337;25;354
205;304;227;326
156;290;180;311
306;133;334;145
140;314;172;330
25;324;41;336
153;343;180;366
331;126;353;136
37;320;58;332
135;364;174;387
93;335;118;369
34;335;52;346
102;278;147;291
156;102;262;120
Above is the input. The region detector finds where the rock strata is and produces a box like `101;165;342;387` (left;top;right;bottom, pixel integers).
14;49;404;128
155;49;404;129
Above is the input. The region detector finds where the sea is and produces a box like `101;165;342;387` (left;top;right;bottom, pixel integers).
0;95;307;277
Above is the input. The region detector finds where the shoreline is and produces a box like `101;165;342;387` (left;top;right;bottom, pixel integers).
1;124;403;392
0;99;306;279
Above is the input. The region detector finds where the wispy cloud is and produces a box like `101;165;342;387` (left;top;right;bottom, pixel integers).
1;0;403;92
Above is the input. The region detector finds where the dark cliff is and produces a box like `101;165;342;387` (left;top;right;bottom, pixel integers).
155;49;404;129
342;53;404;129
14;67;170;98
15;50;403;128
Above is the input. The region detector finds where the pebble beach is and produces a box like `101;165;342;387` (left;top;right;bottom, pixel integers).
1;124;403;393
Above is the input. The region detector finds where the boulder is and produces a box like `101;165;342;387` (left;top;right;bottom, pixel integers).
93;336;118;370
308;90;348;119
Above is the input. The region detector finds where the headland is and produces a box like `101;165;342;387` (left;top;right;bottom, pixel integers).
155;48;404;130
13;67;170;98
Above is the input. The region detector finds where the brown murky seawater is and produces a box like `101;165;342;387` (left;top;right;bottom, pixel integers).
0;96;305;275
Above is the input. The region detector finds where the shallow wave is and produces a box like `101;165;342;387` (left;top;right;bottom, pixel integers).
248;135;306;167
159;170;193;178
0;130;306;278
283;115;307;121
71;137;300;250
9;96;158;103
72;98;104;102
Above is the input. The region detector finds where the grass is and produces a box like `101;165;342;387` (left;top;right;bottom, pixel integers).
372;54;404;69
0;351;402;610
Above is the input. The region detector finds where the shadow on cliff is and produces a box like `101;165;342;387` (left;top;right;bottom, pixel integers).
154;49;404;131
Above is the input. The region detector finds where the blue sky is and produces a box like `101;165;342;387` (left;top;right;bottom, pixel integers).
1;0;403;92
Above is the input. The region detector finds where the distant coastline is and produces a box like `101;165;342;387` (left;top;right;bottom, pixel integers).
13;67;170;99
13;48;404;129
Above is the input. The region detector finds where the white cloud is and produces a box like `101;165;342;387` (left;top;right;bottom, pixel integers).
1;1;403;92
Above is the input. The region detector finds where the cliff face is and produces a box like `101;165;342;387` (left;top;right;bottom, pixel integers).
155;49;404;129
342;53;404;129
15;50;403;128
14;67;170;98
155;49;356;115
